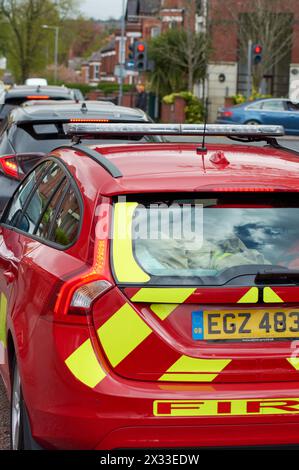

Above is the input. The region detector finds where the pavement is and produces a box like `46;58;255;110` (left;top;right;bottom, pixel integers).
0;377;9;450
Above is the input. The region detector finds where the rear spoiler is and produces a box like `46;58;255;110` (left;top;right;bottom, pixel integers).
17;119;152;140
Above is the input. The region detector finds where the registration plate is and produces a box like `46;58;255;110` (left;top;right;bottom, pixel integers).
192;309;299;341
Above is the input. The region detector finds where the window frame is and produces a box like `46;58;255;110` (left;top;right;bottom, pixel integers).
246;101;263;111
260;99;286;111
0;156;83;251
110;192;299;287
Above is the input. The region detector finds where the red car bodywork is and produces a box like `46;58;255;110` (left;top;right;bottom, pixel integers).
2;142;299;449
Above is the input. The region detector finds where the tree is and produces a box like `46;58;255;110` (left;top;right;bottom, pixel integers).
0;0;78;82
59;17;110;64
149;28;209;96
211;0;295;91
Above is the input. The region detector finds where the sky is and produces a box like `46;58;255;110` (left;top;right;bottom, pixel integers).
80;0;124;20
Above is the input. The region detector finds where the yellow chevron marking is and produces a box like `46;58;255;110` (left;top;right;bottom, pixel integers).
113;202;150;283
287;358;299;370
159;355;231;382
131;288;196;303
0;293;7;348
97;303;152;367
159;373;218;382
237;287;258;303
263;287;284;303
150;303;179;320
65;339;106;388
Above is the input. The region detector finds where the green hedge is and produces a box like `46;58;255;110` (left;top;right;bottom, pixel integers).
47;81;93;96
96;83;134;94
48;82;135;97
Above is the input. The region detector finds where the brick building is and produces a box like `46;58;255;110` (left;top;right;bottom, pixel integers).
207;0;299;119
82;0;205;85
82;0;299;121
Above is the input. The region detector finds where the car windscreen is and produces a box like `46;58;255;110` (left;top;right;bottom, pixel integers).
111;193;299;286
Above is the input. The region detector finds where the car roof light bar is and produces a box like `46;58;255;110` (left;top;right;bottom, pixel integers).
65;123;285;137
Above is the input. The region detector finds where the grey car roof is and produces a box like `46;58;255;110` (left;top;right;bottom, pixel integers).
9;102;149;123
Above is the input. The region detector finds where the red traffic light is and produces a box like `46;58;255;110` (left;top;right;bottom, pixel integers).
137;43;145;53
254;45;262;54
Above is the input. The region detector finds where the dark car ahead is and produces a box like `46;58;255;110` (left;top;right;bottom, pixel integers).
0;101;153;212
0;85;74;124
216;98;299;135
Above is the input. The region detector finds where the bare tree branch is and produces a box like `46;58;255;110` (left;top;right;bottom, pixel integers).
211;0;294;90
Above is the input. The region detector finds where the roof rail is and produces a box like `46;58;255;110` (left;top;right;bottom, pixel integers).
65;123;285;138
54;144;123;178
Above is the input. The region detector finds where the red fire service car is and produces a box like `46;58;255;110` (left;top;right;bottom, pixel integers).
2;123;299;450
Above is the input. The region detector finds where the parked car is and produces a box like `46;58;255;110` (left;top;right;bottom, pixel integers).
0;102;153;212
3;123;299;449
217;98;299;135
21;99;115;107
25;78;48;87
0;85;74;124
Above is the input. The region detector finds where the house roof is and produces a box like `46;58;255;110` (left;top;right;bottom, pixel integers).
90;50;102;62
100;39;116;54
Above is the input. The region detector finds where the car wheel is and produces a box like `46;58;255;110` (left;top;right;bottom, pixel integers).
10;359;42;450
245;120;260;125
11;360;24;450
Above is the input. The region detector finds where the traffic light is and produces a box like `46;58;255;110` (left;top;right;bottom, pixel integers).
134;40;147;71
252;44;263;65
128;43;135;61
126;43;136;70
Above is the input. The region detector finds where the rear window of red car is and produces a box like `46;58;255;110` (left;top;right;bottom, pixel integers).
111;193;299;285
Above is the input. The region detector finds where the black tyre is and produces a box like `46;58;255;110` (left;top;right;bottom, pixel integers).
10;359;42;450
244;120;260;125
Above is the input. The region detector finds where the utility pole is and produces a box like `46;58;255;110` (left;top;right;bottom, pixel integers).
43;25;59;84
118;0;126;106
247;39;252;99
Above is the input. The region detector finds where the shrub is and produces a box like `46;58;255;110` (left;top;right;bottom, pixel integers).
162;91;204;123
232;91;272;105
97;82;134;95
48;81;93;96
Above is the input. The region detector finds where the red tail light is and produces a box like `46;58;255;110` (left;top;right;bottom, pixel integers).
54;201;113;323
54;239;112;318
222;110;233;117
0;155;20;179
69;119;110;123
26;95;50;100
210;187;275;192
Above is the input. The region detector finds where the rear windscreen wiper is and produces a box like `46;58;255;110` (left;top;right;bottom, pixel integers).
255;270;299;285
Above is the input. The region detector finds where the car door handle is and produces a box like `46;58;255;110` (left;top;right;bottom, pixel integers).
3;270;15;283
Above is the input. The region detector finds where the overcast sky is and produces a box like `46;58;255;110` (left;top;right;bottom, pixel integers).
80;0;125;20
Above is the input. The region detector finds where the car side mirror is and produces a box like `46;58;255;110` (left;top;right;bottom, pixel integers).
10;209;30;232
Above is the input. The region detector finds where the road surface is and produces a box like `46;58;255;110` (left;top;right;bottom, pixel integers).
0;377;9;450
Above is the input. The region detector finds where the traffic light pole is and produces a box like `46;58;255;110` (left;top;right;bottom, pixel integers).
118;0;126;106
247;39;252;99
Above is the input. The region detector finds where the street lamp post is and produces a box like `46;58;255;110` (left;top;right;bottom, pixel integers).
42;24;59;84
118;0;126;106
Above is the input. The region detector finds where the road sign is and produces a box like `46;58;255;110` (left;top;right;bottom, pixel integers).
125;60;135;70
114;64;127;79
